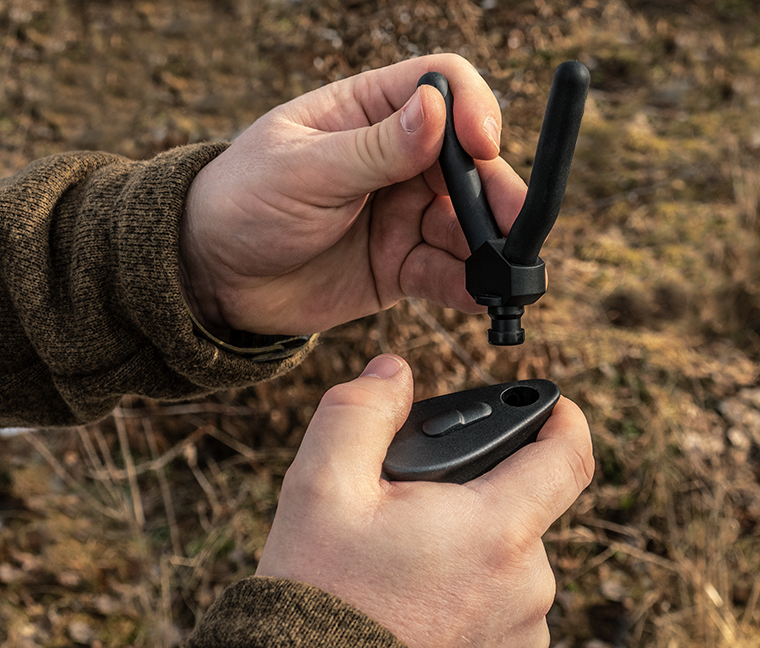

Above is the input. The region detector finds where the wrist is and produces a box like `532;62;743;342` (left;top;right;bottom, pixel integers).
179;168;230;333
180;190;317;359
178;245;225;333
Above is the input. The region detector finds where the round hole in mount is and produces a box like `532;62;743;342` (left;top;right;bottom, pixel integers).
501;385;540;407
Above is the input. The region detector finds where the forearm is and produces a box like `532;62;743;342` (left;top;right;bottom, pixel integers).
0;145;315;427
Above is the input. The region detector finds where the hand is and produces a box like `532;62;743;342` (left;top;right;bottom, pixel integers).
256;355;594;648
180;54;527;335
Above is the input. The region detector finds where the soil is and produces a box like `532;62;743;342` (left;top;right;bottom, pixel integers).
1;0;760;646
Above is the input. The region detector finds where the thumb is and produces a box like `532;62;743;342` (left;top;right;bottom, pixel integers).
324;85;447;198
292;355;414;490
476;397;593;538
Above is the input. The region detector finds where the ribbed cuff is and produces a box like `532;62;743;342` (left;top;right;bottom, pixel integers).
188;576;407;648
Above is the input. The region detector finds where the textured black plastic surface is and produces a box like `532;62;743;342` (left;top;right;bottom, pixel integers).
382;379;560;484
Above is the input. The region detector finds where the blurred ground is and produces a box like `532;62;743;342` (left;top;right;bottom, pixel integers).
1;0;760;646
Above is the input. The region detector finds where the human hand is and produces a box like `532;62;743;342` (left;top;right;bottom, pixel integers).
256;355;594;648
180;54;527;336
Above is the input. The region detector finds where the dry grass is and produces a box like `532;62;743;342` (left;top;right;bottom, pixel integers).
1;0;760;646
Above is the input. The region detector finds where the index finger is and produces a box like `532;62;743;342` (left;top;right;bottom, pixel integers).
315;53;503;161
473;397;594;537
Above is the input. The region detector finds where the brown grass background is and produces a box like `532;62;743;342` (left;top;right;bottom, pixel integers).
1;0;760;646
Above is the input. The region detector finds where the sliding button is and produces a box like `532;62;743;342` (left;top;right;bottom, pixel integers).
422;401;493;437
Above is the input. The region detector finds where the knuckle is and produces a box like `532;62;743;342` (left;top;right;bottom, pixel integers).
320;380;382;411
534;559;557;621
436;52;476;73
282;458;334;506
399;248;432;297
533;621;551;648
319;379;410;436
355;125;397;187
514;550;556;628
485;534;557;626
445;209;463;252
565;441;595;492
484;517;540;570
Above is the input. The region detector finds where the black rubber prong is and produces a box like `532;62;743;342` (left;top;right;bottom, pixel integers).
502;61;590;265
418;72;502;253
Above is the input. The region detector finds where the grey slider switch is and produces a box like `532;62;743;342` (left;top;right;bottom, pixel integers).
422;402;493;437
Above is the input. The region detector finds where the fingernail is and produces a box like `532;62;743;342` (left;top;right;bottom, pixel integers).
484;115;501;149
361;355;403;379
401;88;424;134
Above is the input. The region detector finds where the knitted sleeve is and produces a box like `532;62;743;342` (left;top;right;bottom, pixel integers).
187;577;407;648
0;144;315;427
0;146;406;646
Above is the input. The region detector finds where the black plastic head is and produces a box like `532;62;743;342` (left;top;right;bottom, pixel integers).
418;62;589;346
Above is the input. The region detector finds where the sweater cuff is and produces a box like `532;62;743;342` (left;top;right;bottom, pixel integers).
112;143;317;393
187;304;315;362
0;145;318;427
187;577;407;648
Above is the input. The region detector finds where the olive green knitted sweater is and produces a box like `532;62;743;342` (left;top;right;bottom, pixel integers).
0;145;406;647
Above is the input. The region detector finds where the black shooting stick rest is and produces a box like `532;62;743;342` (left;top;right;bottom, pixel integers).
382;61;590;484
